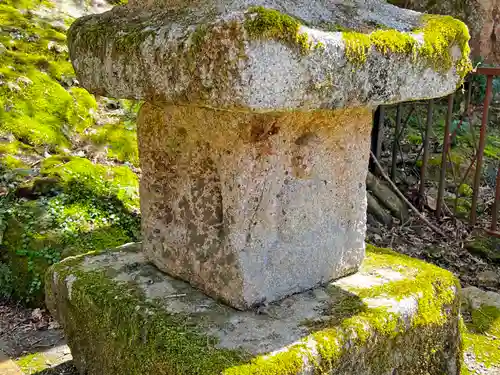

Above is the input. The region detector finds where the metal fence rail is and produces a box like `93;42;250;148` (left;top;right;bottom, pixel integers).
371;67;500;234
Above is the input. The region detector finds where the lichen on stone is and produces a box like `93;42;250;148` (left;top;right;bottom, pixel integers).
342;14;472;83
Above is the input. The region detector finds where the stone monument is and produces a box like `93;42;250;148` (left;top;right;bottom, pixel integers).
46;0;471;373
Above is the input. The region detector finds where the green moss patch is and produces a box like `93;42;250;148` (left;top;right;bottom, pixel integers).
342;14;472;82
0;0;98;151
90;122;139;166
462;301;500;372
46;244;460;375
1;157;140;305
0;0;142;306
15;353;48;373
244;6;316;55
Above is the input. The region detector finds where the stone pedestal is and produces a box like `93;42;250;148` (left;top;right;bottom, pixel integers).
50;0;474;373
66;0;471;310
139;104;370;308
46;243;462;375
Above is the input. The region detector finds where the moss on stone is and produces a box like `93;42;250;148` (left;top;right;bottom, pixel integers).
465;234;500;264
1;156;140;305
342;14;472;82
15;353;48;373
69;15;155;57
463;303;500;371
0;154;28;169
343;31;372;65
48;256;251;374
244;6;314;55
47;244;460;374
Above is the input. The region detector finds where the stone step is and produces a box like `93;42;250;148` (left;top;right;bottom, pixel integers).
46;243;462;375
0;350;24;375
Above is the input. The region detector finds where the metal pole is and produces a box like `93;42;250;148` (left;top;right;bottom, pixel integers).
391;104;402;180
420;99;433;197
491;165;500;232
436;94;454;218
376;106;385;162
470;75;493;225
369;106;385;174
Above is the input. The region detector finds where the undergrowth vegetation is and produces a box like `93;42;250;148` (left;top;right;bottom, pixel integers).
0;0;140;305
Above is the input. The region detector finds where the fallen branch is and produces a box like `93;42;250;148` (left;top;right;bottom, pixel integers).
370;151;448;238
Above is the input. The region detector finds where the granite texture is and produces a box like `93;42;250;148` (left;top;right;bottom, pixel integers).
66;0;470;111
138;104;371;309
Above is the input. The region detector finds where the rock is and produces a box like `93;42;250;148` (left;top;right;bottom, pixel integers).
67;1;471;110
460;286;500;374
462;286;500;310
6;81;20;92
50;20;69;32
138;103;370;309
47;41;68;54
46;244;462;375
367;192;393;226
65;0;470;310
16;76;32;86
465;236;500;264
57;2;471;371
14;177;62;199
476;270;499;288
366;172;409;221
390;0;500;64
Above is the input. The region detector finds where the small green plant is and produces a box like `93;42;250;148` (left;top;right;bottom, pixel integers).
458;183;473;197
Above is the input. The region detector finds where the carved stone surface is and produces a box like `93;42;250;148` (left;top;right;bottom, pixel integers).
67;0;471;111
45;245;462;375
65;0;472;309
138;104;370;309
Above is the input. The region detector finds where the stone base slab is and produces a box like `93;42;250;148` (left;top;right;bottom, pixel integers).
46;243;462;375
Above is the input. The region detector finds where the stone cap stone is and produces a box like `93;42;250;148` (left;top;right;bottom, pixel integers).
68;0;472;111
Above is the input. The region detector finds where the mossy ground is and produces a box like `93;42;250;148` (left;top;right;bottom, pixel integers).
461;300;500;373
0;0;140;305
465;234;500;264
46;243;460;375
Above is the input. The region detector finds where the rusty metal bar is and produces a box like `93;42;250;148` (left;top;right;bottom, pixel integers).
470;75;494;225
491;165;500;232
472;67;500;76
420;99;433;197
436;94;454;218
376;106;385;162
391;104;403;180
466;79;472;112
370;106;385;174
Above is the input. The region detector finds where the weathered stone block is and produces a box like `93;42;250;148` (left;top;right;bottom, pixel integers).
138;104;370;309
65;0;473;309
67;0;472;111
46;243;462;375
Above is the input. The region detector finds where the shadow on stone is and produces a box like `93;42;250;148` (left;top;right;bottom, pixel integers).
32;360;78;375
301;287;368;330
